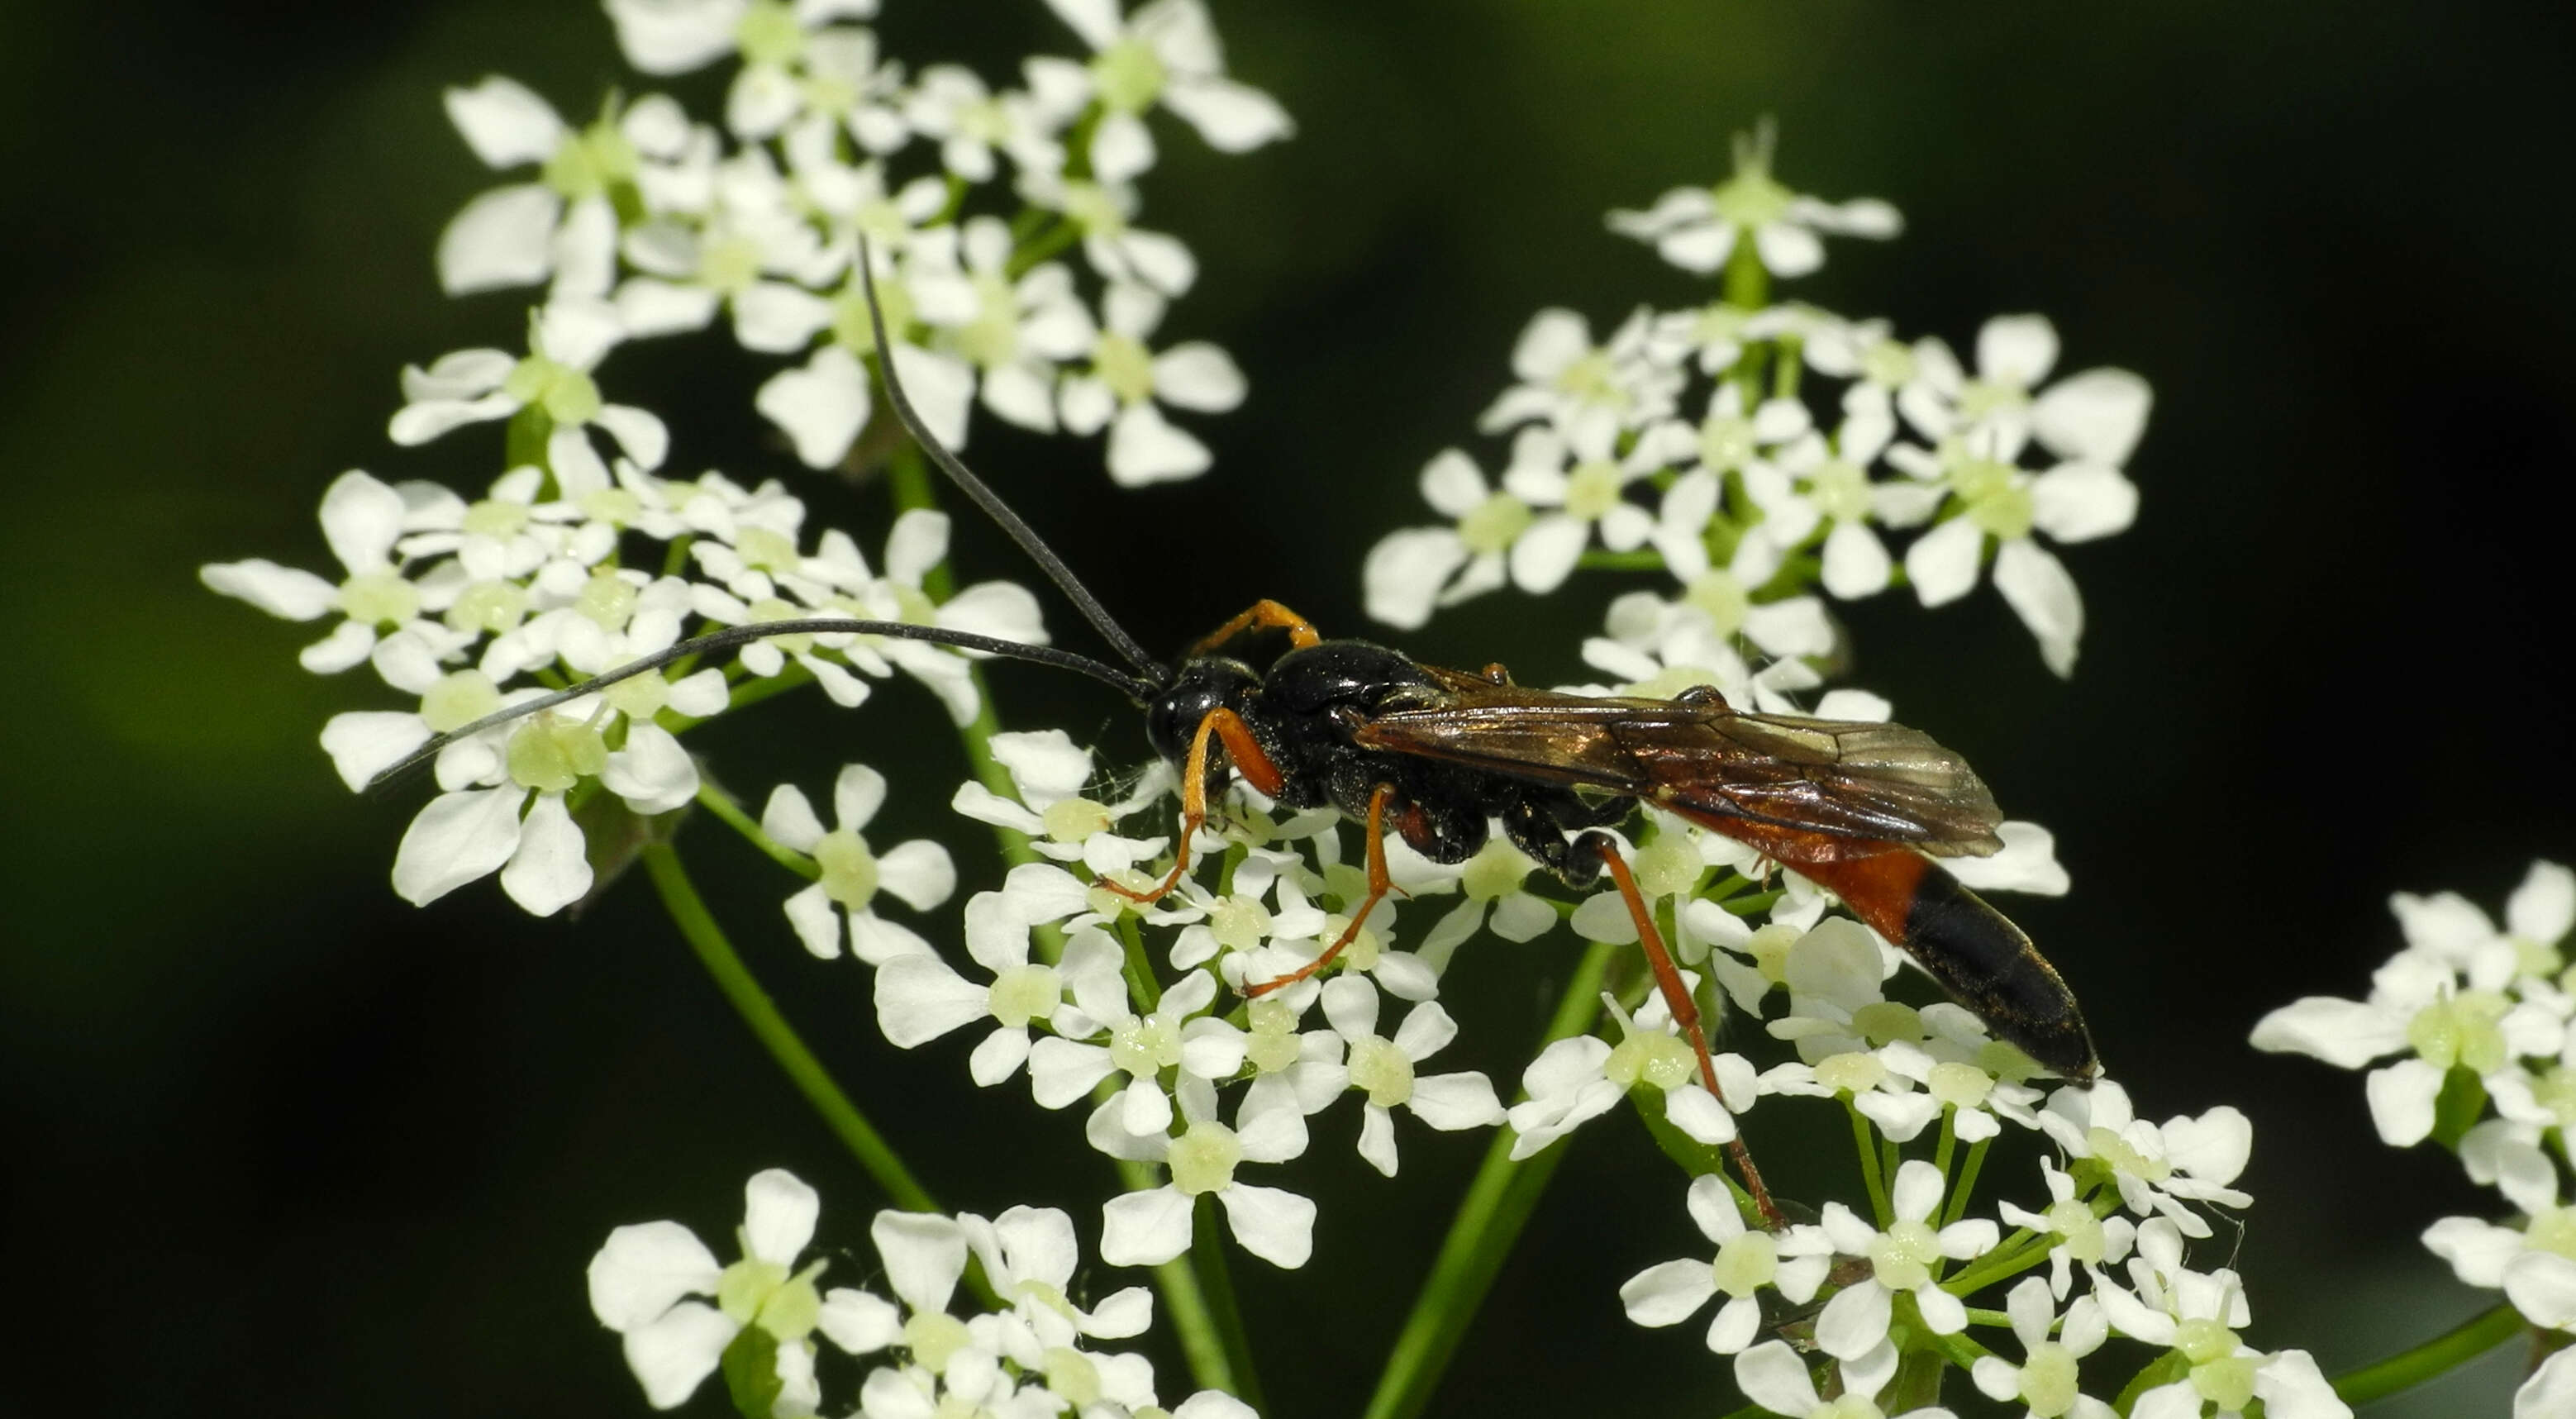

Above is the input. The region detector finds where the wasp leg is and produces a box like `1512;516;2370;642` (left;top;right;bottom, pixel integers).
1101;707;1285;906
1580;831;1787;1229
1246;783;1395;997
1187;599;1322;658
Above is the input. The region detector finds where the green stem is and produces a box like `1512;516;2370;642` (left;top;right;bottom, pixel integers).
2330;1300;2526;1407
1574;550;1668;572
1939;1235;2053;1298
1940;1136;1991;1227
1363;940;1617;1419
1188;1193;1269;1414
1931;1107;1957;1188
1849;1098;1893;1226
640;842;936;1212
694;782;819;880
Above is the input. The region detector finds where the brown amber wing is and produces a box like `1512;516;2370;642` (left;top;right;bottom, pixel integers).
1350;670;2005;858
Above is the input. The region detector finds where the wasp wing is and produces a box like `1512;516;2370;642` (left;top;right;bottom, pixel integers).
1351;672;2005;858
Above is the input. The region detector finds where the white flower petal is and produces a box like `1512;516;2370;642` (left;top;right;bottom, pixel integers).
621;1300;736;1408
438;184;562;294
588;1219;722;1331
2033;368;2152;466
1993;539;2083;678
1902;516;1985;608
391;786;525;905
1815;1279;1892;1359
1106;402;1212;486
2364;1057;2445;1146
1621;1258;1718;1326
755;345;871;469
874;955;992;1047
1153;343;1247;412
1100;1186;1195;1267
1216;1183;1316;1269
1162;75;1294;151
499;792;593;915
871;1210;966;1314
2248;996;2408;1068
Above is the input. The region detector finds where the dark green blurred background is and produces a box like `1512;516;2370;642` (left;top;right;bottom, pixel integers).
7;2;2573;1413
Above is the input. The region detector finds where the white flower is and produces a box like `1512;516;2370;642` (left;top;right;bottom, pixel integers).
1403;838;1562;972
1507;978;1755;1159
1058;283;1245;486
1313;976;1502;1176
876;893;1089;1085
1810;1159;1998;1360
2099;1222;2349;1419
1478;307;1681;456
202;469;462;678
1032;964;1240;1136
1607;122;1900;279
2253;882;2567;1145
587;1167;893;1411
1732;1338;1936;1419
1098;1077;1316;1269
1362;448;1530;629
763;764;955;964
1969;1279;2115;1419
436;76;645;298
1035;0;1293;183
2034;1081;2251;1237
959;1205;1154;1350
952;729;1171;876
606;0;898;143
904;66;1073;183
1996;1157;2138;1300
1017;170;1200;295
1744;387;1911;599
910;219;1098;435
1902;313;2154;469
1494;422;1661;594
388;303;669;473
1893;427;2136;678
1621;1175;1830;1354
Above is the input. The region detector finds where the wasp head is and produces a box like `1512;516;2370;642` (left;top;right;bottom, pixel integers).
1145;657;1262;768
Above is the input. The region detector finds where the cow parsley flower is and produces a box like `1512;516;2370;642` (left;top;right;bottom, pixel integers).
436;76;640;299
1607;122;1901;279
389;302;670;474
1032;0;1293;183
763;764;957;963
1809;1159;1998;1360
1621;1174;1831;1354
1098;1076;1316;1269
1478;306;1681;456
202;469;461;677
1969;1278;2116;1419
1313;976;1502;1176
1058;283;1246;486
1731;1338;1935;1419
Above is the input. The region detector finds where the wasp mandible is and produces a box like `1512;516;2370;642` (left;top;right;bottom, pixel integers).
388;240;2097;1221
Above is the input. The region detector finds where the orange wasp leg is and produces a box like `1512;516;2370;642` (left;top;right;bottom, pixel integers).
1187;599;1323;658
1245;784;1397;998
1100;707;1287;906
1599;848;1788;1230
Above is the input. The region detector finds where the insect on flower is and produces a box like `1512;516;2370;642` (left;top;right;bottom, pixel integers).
383;240;2098;1223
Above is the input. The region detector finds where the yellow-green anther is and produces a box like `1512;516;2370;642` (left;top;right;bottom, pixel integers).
1109;1014;1180;1077
338;570;421;626
1210;896;1271;952
831;279;916;353
1869;1217;1939;1290
576;569;640;629
1928;1061;1993;1109
1635;835;1701;898
2174;1317;2237;1366
2021;1343;2081;1417
1245;999;1302;1074
813;828;879;909
1700;414;1757;473
752;1263;823;1340
904;1310;973;1371
1816;1050;1887;1096
2190;1353;2258;1412
1459;492;1535;555
1042;797;1112;844
2086;1126;2169;1183
1349;1036;1416;1108
421;669;504;734
445;579;528;635
1563;460;1625;521
604;668;671;721
1852;1002;1923;1047
1686;572;1750;636
1554;349;1621;406
1743;922;1798;983
1167;1120;1241;1195
1711;1231;1778;1297
462;498;531;539
1969;482;2036;540
507;719;607;792
1808;458;1874;522
1460;840;1530;901
735;526;799;573
1094;332;1156;404
1604;1030;1694;1092
1092;36;1167;113
2043;1197;2105;1263
1044;1346;1103;1407
988;964;1060;1029
733;0;804;65
2407;991;2511;1074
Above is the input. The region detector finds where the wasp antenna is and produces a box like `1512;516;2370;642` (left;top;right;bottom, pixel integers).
365;617;1158;792
855;235;1173;688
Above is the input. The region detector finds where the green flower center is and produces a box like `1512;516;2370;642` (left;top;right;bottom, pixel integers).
1060;181;1126;236
1710;163;1794;230
1168;1120;1241;1195
420;670;504;735
1349;1036;1415;1108
1742;923;1798;983
1927;1061;1993;1110
1553;349;1623;408
2526;1206;2576;1262
904;1309;973;1370
717;1255;824;1341
746;598;811;652
461;498;529;539
541;117;639;201
1699;414;1758;473
1110;1013;1181;1077
1633;835;1701;898
1950;458;2031;540
502;354;602;426
507;718;607;792
735;526;800;573
955;273;1022;368
1458;492;1535;555
338;570;420;626
2021;1342;2080;1417
1808;458;1874;522
988;963;1060;1028
1245;1000;1302;1074
1040;796;1112;844
1044;1346;1102;1407
1816;1050;1888;1096
700;233;765;295
2044;1197;2105;1263
1959;376;2031;424
1094;331;1157;404
1459;840;1530;901
1852;1002;1924;1048
579;486;641;526
1685;572;1750;636
813;827;879;908
1604;1030;1695;1093
603;667;671;722
1711;1231;1776;1298
1869;1217;1940;1290
2087;1126;2169;1183
2408;990;2512;1074
1814;1398;1883;1419
1093;36;1169;114
1210;895;1272;952
576;569;640;629
1860;337;1917;389
445;579;527;635
1562;460;1626;521
831;278;916;354
733;0;805;66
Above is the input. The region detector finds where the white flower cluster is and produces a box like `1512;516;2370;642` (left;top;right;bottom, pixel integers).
1364;126;2150;679
202;0;1292;915
1609;912;2345;1419
441;0;1283;486
589;1165;1253;1419
2255;859;2576;1414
